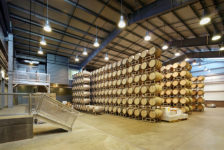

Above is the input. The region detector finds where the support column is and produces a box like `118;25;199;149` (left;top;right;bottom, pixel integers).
8;33;13;108
0;75;5;109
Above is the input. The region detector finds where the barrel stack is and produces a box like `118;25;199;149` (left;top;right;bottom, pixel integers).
72;70;104;114
91;47;164;122
160;61;193;114
191;76;205;111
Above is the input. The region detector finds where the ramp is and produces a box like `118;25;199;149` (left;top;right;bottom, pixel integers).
32;94;79;131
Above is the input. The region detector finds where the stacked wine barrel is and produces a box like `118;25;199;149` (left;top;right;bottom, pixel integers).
191;76;205;111
160;61;193;114
72;71;104;114
91;47;164;121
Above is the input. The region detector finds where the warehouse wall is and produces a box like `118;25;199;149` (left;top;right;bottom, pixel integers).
191;58;224;106
14;60;46;73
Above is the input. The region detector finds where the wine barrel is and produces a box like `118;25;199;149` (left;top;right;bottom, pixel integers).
108;98;112;104
198;90;204;96
149;72;163;81
160;66;166;72
128;97;134;105
117;89;122;95
165;89;172;96
165;98;172;104
141;62;148;70
128;66;133;73
149;84;162;94
117;79;122;86
134;53;141;61
134;64;140;72
93;106;104;113
117;60;122;67
133;109;140;117
112;89;117;95
191;77;197;82
113;107;117;113
197;104;205;111
192;90;197;96
149;97;164;106
105;98;109;104
191;84;197;89
128;108;134;116
128;55;134;63
165;73;172;79
197;76;205;81
149;47;162;58
117;98;122;105
134;86;141;94
149;109;163;119
112;62;117;69
180;70;192;78
112;98;117;104
122;107;127;115
180;88;190;95
134;75;140;83
172;72;179;78
141;74;148;82
108;106;113;112
134;97;140;105
172;80;179;86
122;58;128;65
172;62;179;69
128;76;134;84
122;68;127;75
83;98;91;104
117;107;122;114
197;83;204;88
149;59;162;69
122;98;128;105
141;85;148;94
128;87;134;95
197;97;204;103
117;70;121;76
180;97;189;104
122;88;128;95
181;106;190;113
172;89;179;95
160;90;165;96
141;109;148;118
104;106;109;112
141;50;149;58
180;61;191;70
141;98;148;106
113;80;117;86
122;78;127;85
172;97;179;104
180;79;191;87
165;65;172;71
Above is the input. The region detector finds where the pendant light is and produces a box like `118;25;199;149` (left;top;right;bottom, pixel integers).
192;60;197;65
82;48;88;56
40;36;47;45
199;10;211;25
38;46;44;55
185;58;190;61
75;55;79;62
175;51;180;56
162;43;168;50
118;0;126;28
104;53;109;61
43;0;52;32
93;26;100;47
144;31;151;41
219;44;224;51
211;31;221;41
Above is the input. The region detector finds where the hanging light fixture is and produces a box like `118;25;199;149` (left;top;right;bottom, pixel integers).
175;51;180;56
38;46;43;55
199;10;211;25
208;69;211;72
118;0;126;28
144;31;151;41
219;44;224;51
104;53;109;61
185;58;190;61
40;36;47;45
75;55;79;62
93;26;100;47
162;43;168;50
82;48;88;56
192;60;197;65
198;63;202;68
211;31;221;41
43;0;52;32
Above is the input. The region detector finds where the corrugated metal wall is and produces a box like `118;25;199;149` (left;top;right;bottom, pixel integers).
47;54;69;85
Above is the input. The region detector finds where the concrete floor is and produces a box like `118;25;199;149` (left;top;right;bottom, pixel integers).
0;108;224;150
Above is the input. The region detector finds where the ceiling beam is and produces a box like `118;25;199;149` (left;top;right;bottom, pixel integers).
80;0;197;68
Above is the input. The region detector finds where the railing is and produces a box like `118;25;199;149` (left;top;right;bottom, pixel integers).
12;71;50;86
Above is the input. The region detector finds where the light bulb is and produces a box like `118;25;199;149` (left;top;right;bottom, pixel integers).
1;70;5;78
208;69;211;72
38;47;43;55
175;52;180;56
93;38;100;47
220;46;224;51
162;44;168;50
118;15;126;28
82;48;88;56
40;36;47;45
43;19;52;32
104;53;109;61
185;58;190;61
199;17;211;25
192;61;197;65
144;31;151;41
212;34;221;41
75;56;79;62
29;61;33;65
204;67;208;71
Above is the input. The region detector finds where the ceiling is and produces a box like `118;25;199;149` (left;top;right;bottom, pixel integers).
7;0;224;70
